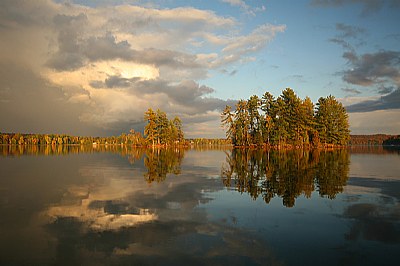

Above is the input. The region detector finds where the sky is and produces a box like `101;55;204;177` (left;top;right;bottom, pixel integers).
0;0;399;137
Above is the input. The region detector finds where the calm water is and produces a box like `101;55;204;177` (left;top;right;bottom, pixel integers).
0;145;399;266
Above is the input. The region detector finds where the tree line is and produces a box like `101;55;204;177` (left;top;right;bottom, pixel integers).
0;108;186;147
221;88;350;147
350;134;399;145
0;130;145;146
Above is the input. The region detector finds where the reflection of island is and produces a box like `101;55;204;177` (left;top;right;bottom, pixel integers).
221;149;350;207
143;148;186;183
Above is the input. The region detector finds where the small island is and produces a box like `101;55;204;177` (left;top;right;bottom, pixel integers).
221;88;350;148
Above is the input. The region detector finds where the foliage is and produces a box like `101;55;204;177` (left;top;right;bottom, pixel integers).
0;108;185;147
143;108;185;146
382;135;400;146
221;88;350;147
350;134;398;145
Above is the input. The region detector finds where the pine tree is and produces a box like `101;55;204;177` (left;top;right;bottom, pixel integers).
315;95;350;145
144;108;158;146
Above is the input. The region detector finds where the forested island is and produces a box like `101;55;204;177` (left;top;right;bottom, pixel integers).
221;88;350;147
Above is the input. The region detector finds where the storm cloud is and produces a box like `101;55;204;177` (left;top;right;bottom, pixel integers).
0;0;284;137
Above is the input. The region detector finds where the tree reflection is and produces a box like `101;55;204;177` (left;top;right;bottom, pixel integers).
221;148;350;207
143;148;187;183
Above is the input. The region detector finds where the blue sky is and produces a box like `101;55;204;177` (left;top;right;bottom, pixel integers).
1;0;399;137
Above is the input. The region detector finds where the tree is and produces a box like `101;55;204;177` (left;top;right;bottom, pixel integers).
247;95;262;145
144;108;158;146
315;95;350;145
221;105;236;144
278;88;302;145
234;100;250;146
300;96;316;145
156;109;170;144
172;116;184;143
261;92;275;145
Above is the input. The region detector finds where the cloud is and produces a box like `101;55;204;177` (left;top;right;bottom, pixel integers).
345;88;400;112
310;0;399;16
329;23;366;52
377;85;395;94
330;21;400;119
348;109;400;134
341;87;361;95
335;23;366;39
0;0;284;136
213;23;286;67
0;62;100;135
220;0;266;16
342;51;400;87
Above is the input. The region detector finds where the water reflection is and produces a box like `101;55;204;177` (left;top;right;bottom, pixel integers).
31;149;280;265
221;149;350;207
1;145;400;265
144;148;186;183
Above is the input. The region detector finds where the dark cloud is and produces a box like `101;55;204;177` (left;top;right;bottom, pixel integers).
46;13;88;70
377;85;395;94
329;37;354;51
311;0;394;16
87;76;233;126
104;76;140;88
46;52;85;71
346;88;400;112
84;33;132;61
329;23;366;52
229;69;238;76
128;78;231;115
0;61;101;136
341;87;361;94
342;51;358;63
343;51;400;86
46;28;203;71
335;23;366;39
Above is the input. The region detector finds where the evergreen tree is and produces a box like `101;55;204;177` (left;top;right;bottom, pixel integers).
144;108;158;146
234;100;250;146
315;95;350;145
172;116;184;143
221;105;236;144
247;95;262;145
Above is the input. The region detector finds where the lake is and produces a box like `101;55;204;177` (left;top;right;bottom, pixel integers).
0;145;399;265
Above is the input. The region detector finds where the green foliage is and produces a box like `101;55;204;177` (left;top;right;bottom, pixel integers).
221;88;350;147
315;95;350;145
143;108;185;146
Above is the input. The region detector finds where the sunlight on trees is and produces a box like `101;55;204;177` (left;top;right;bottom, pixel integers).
221;88;350;147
